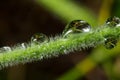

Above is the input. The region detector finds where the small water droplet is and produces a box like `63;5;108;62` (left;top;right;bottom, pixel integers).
104;36;117;49
106;16;120;27
62;20;91;37
21;43;27;49
0;46;11;53
31;33;48;44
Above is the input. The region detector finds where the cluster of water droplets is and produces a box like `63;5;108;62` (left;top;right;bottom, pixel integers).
0;33;48;54
62;17;120;49
0;17;120;54
104;16;120;49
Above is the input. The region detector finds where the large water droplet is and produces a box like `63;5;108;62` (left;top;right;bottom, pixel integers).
62;20;91;37
31;33;48;44
104;36;117;49
0;46;11;53
106;16;120;27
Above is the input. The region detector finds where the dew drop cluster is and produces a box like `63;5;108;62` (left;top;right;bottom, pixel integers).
0;33;48;54
0;16;120;54
62;17;120;49
104;16;120;49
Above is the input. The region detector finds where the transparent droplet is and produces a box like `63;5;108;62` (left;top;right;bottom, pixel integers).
104;36;117;49
31;33;48;44
0;46;11;53
21;43;27;49
106;16;120;27
62;20;91;37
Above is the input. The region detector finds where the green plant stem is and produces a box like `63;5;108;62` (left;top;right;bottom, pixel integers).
0;25;120;69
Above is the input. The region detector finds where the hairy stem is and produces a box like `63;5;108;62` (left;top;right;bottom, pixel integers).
0;25;120;69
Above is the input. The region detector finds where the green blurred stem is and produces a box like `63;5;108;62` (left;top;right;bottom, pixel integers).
103;60;114;80
36;0;97;27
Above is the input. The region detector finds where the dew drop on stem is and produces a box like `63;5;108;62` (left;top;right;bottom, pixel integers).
106;16;120;27
21;43;27;49
31;33;48;44
62;20;91;37
0;46;11;53
104;36;117;49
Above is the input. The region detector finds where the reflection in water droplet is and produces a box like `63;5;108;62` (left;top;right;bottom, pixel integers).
31;33;48;44
106;16;120;27
0;46;11;53
62;20;91;37
104;36;117;49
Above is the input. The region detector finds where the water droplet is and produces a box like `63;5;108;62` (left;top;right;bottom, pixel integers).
0;46;11;53
104;36;117;49
31;33;48;44
106;16;120;27
21;43;27;49
62;20;91;37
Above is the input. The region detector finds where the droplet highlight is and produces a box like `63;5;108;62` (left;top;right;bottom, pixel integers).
21;43;27;49
0;46;11;53
104;36;117;49
31;33;48;44
62;20;91;37
106;16;120;27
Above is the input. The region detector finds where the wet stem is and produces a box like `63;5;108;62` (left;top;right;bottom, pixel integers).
0;25;120;69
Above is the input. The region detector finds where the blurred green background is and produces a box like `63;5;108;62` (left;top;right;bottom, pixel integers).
0;0;120;80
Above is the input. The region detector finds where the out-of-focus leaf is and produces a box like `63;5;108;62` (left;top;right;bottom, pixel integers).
36;0;97;27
